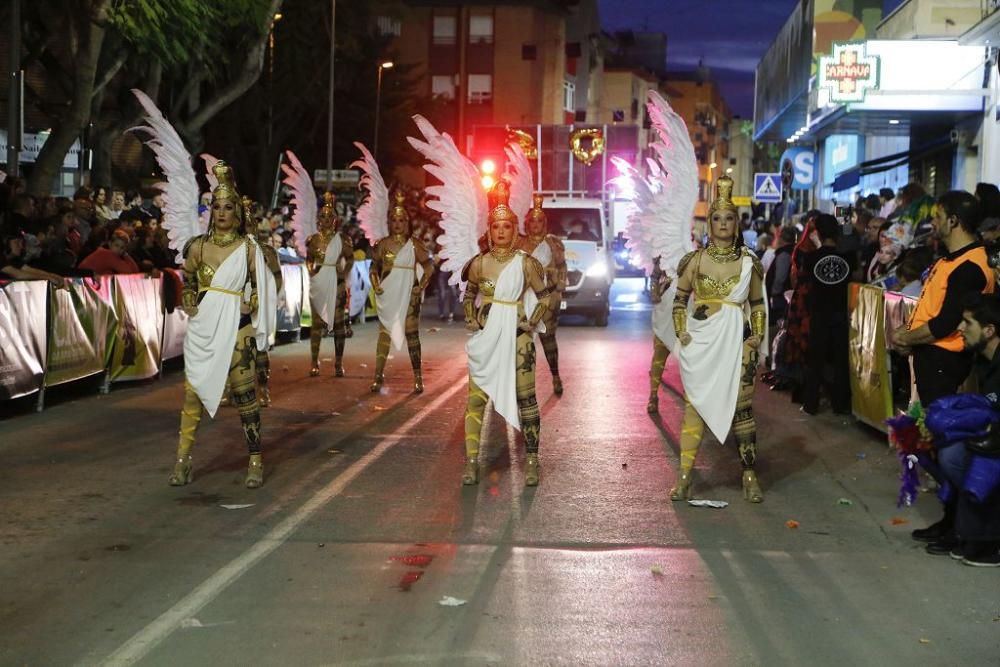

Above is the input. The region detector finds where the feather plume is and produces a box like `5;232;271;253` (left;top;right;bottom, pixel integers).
611;90;697;276
198;153;220;233
280;150;317;256
129;89;200;263
349;142;389;243
504;142;533;232
406;114;487;285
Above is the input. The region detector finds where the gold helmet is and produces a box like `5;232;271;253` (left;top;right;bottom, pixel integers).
389;189;409;224
487;179;517;225
708;174;737;215
318;191;338;230
209;160;244;229
527;193;546;227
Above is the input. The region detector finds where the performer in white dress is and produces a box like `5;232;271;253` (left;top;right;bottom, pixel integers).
671;175;767;502
175;163;275;488
306;192;354;377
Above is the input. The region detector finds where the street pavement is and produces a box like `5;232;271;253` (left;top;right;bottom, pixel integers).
1;282;998;666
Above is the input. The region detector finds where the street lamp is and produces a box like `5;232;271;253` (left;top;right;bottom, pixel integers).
373;61;394;161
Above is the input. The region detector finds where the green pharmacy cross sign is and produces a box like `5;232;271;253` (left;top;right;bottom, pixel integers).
819;41;880;104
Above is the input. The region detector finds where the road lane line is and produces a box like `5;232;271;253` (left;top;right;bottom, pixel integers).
93;379;466;667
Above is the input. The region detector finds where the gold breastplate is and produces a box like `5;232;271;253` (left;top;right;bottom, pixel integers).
197;263;216;288
695;273;740;300
480;279;496;297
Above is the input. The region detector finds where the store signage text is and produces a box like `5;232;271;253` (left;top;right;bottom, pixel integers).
818;42;880;104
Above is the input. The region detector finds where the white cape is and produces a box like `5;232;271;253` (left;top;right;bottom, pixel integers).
673;255;754;443
185;239;275;418
652;282;680;348
376;239;415;351
466;254;535;431
310;234;342;328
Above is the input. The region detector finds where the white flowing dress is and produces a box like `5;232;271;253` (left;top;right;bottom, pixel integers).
185;239;275;418
310;234;342;328
376;239;415;351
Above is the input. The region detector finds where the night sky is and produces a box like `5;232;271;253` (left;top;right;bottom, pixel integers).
598;0;905;118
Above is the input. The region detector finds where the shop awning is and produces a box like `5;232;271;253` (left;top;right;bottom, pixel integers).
832;136;952;192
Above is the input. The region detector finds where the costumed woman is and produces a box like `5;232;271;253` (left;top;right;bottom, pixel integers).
306;193;354;377
406;115;549;486
130;90;274;489
610;90;698;416
352;143;433;394
462;181;550;485
520;194;568;395
671;174;767;502
246;196;283;407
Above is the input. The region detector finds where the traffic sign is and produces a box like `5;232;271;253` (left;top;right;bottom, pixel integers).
753;173;782;204
313;169;360;187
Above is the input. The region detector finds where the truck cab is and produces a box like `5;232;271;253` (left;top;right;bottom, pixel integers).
538;195;612;326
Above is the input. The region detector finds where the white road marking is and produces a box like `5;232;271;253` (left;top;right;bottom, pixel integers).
92;380;466;667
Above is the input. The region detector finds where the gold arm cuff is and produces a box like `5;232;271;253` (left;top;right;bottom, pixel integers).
182;289;197;309
751;310;766;338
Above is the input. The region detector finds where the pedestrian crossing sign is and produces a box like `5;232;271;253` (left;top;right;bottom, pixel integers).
753;173;782;204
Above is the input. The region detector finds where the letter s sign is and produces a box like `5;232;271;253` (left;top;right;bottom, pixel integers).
780;147;817;190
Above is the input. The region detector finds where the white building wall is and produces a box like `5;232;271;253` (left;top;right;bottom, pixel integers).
980;51;1000;187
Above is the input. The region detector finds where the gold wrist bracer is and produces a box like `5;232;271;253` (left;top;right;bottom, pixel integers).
751;310;766;338
182;289;197;309
248;290;259;312
672;308;687;335
529;302;548;327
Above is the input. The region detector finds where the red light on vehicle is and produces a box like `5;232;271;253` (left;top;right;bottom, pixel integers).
480;159;496;175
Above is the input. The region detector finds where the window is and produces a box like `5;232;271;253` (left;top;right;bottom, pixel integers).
574;110;587;122
431;75;455;100
522;44;537;60
469;14;493;44
630;98;639;120
433;15;456;45
612;109;625;122
562;80;575;112
565;42;582;58
468;74;492;104
376;16;401;37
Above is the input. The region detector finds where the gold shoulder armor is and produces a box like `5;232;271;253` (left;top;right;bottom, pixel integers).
747;248;764;279
677;250;699;278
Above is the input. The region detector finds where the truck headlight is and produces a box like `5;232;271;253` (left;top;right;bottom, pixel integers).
585;261;608;278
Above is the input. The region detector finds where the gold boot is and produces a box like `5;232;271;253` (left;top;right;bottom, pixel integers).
669;471;693;501
170;383;201;486
169;456;193;486
310;361;320;377
246;454;264;489
742;470;764;503
335;361;345;377
552;375;563;396
525;453;540;487
462;456;479;485
646;392;659;414
258;386;271;408
370;374;384;393
413;370;424;394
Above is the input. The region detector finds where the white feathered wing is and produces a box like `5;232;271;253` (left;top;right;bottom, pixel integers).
280;150;317;257
504;142;533;232
129;89;200;263
615;90;698;277
350;142;389;244
406;114;486;286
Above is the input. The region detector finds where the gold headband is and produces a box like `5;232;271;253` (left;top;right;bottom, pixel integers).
708;175;738;215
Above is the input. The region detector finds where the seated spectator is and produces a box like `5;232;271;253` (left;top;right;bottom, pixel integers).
31;213;82;276
895;247;934;298
78;229;139;274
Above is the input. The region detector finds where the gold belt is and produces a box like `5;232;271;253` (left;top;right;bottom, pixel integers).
695;298;740;308
393;264;415;270
199;286;242;297
489;298;519;306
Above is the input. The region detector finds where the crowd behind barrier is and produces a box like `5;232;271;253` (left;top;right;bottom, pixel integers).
0;263;314;410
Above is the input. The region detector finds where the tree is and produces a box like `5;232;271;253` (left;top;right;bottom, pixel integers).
19;0;280;196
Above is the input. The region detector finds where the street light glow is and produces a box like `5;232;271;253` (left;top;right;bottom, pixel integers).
381;61;394;69
481;174;496;189
480;159;496;175
273;12;282;21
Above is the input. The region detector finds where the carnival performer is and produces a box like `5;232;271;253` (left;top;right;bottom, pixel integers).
461;181;550;485
520;194;568;395
611;90;698;416
130;91;275;489
246;196;283;407
304;193;354;376
671;175;767;502
407;116;549;486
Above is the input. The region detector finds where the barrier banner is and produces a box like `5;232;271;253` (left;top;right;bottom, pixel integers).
0;280;47;400
109;275;163;382
883;290;918;350
300;268;312;328
161;308;188;361
849;283;893;432
45;276;117;387
276;264;304;332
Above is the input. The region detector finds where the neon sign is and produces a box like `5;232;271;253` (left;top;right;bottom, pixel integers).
818;41;880;104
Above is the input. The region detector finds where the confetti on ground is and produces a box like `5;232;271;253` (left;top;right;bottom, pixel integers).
327;449;341;455
331;411;341;417
837;498;853;506
180;618;204;628
891;517;909;525
438;596;467;607
919;638;931;644
856;452;867;460
360;363;368;368
786;520;800;529
489;487;500;497
650;564;664;576
322;358;333;362
372;405;387;411
688;499;728;509
220;504;254;510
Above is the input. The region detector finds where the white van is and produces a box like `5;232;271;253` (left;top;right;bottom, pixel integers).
538;196;613;326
